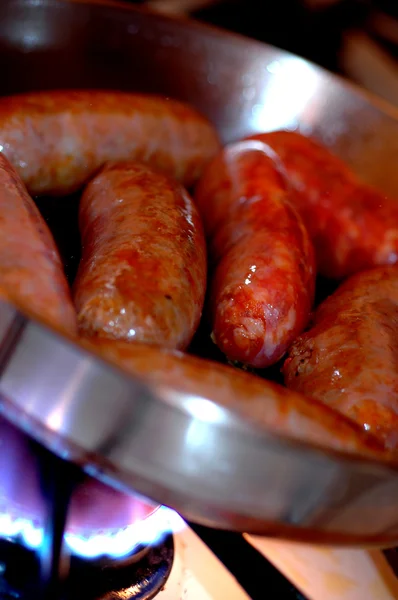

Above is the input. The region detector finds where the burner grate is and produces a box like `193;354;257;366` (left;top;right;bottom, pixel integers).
0;535;174;600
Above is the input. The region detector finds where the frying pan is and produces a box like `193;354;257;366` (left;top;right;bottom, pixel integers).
1;0;398;547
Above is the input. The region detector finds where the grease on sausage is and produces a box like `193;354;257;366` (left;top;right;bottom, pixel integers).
249;131;398;279
73;161;206;349
283;266;398;449
195;140;316;368
0;154;76;333
0;90;220;195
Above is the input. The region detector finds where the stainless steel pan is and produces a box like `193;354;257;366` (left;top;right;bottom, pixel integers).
1;0;398;547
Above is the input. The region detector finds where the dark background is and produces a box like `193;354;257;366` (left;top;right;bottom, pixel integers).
125;0;398;108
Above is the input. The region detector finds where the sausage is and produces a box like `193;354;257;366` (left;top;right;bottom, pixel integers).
195;140;316;368
79;337;388;459
248;131;398;280
0;153;76;334
283;266;398;450
0;90;220;196
73;161;207;349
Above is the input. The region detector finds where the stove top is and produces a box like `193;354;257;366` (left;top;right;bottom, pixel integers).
1;417;397;600
0;415;304;600
2;517;393;600
0;513;305;600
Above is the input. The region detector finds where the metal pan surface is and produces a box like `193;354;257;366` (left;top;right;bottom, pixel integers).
1;0;398;546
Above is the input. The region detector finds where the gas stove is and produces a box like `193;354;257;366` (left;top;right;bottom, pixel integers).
0;416;300;600
1;412;398;600
2;494;398;600
0;535;174;599
0;505;301;600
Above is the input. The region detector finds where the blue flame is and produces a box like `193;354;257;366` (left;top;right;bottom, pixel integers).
0;507;185;560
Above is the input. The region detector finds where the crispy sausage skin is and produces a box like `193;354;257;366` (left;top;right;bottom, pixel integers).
73;162;207;349
0;90;220;196
283;266;398;450
79;337;388;458
195;140;316;368
249;131;398;280
0;153;76;334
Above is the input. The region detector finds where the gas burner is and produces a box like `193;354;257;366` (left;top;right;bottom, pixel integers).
0;534;174;600
0;417;181;599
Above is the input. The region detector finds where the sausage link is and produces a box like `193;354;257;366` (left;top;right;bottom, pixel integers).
283;266;398;450
0;90;220;196
249;131;398;279
195;140;316;368
80;337;388;458
0;154;76;333
73;161;207;349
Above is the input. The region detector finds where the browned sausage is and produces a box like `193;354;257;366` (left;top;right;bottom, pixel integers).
73;161;206;349
79;337;388;459
283;266;398;450
0;90;220;196
248;131;398;280
0;153;76;334
195;140;316;368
